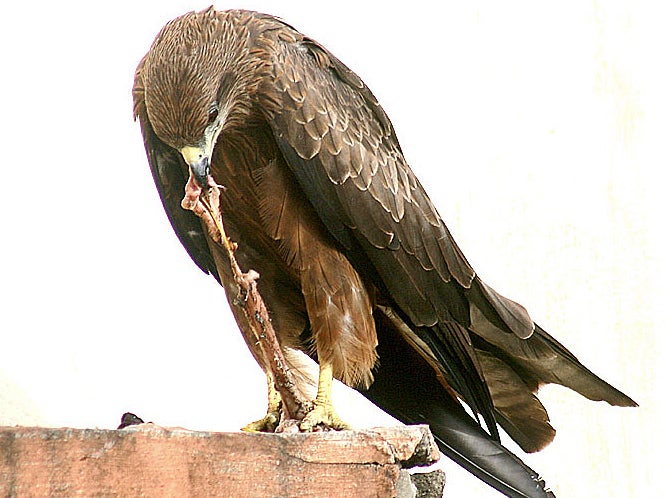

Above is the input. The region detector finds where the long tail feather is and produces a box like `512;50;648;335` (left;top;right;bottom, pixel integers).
364;312;555;498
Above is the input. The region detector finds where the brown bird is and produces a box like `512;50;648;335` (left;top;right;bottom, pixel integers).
133;8;636;497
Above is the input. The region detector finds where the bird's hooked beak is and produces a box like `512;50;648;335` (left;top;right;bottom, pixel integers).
179;111;225;189
180;145;211;188
178;107;227;213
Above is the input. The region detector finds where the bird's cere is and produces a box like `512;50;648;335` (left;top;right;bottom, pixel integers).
180;146;207;170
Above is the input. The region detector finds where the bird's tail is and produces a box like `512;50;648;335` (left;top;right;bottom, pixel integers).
363;309;556;498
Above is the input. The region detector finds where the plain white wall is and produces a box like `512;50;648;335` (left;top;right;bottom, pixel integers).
0;2;661;496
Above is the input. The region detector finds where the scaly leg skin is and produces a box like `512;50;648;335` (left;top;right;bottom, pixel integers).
299;362;350;431
242;373;282;432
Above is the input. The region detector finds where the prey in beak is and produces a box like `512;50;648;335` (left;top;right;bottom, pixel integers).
179;111;225;211
180;145;213;211
178;142;227;247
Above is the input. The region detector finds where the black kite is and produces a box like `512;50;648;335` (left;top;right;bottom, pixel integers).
133;8;636;497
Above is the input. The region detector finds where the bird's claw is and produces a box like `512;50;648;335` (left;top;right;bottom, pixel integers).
241;409;281;433
299;401;350;432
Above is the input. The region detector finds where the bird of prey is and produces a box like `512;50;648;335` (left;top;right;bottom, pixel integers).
133;8;636;497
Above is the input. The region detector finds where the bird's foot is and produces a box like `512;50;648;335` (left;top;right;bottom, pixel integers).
241;408;282;433
299;400;350;432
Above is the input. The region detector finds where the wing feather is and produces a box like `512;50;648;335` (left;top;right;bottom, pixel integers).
262;36;503;433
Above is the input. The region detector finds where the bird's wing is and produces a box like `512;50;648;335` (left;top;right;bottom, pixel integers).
133;61;219;282
261;34;539;438
265;37;475;324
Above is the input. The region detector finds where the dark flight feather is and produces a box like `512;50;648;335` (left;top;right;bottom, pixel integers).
367;310;555;497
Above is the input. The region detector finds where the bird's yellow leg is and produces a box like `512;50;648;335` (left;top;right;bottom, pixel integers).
299;361;350;431
242;372;282;432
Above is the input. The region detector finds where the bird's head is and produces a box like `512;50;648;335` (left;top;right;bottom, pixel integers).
138;8;257;187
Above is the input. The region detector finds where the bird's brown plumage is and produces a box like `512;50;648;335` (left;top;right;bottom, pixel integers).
134;8;636;497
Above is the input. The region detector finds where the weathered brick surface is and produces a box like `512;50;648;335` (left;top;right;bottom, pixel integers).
0;424;442;497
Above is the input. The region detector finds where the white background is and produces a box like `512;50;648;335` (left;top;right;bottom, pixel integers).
1;2;661;497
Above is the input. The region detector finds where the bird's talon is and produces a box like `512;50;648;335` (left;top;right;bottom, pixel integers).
299;402;350;432
241;410;281;433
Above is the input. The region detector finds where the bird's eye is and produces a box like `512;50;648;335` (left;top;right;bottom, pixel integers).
208;105;219;124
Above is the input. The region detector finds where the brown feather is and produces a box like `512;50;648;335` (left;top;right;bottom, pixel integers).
476;351;555;453
256;157;377;387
